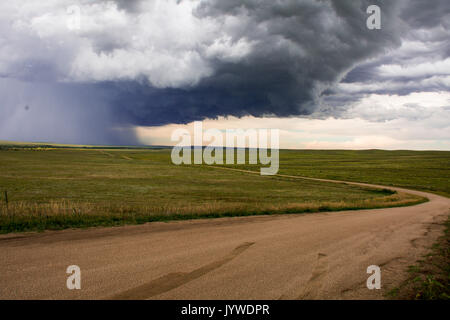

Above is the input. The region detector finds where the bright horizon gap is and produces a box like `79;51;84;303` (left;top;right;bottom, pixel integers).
135;115;450;151
1;139;448;152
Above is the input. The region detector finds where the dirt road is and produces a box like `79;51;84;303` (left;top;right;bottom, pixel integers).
0;172;449;299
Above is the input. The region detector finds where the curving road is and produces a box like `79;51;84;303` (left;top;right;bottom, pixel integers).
0;171;449;300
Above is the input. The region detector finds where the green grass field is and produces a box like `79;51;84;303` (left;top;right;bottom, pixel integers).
0;146;434;233
227;149;450;197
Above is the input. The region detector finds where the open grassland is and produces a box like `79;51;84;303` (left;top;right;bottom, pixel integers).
0;147;426;233
227;149;450;197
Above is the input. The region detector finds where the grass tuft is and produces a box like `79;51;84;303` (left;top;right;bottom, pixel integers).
388;216;450;300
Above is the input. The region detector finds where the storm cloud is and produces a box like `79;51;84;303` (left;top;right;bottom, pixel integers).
0;0;449;144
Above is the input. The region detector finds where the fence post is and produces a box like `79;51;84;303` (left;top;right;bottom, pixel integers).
4;190;9;218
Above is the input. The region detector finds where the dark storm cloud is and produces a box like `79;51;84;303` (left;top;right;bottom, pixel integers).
110;0;144;13
1;0;449;144
322;0;450;113
401;0;450;28
108;0;403;126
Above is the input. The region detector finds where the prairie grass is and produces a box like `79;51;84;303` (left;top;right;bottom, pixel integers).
227;149;450;197
0;147;438;233
0;191;425;233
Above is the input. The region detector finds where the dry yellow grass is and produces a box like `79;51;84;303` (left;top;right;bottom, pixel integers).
0;191;424;220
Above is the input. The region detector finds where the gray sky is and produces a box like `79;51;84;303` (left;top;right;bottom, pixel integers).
0;0;449;149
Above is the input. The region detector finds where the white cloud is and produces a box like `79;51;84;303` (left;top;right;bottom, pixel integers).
343;92;450;121
0;0;253;87
204;36;255;62
377;58;450;78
